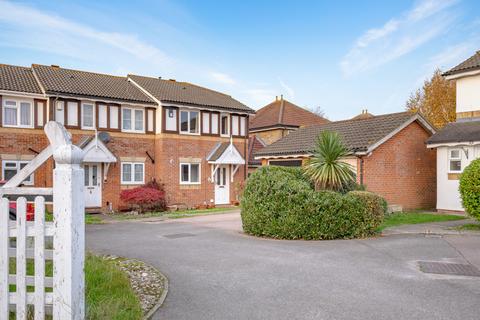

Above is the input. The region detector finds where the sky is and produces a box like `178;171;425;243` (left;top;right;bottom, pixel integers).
0;0;479;120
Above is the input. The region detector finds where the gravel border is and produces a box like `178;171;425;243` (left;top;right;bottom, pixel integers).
103;256;168;319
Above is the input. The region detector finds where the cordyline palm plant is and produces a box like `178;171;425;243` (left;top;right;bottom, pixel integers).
303;131;355;191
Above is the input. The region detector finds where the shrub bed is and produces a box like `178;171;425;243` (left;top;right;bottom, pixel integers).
459;159;480;220
120;180;167;213
240;166;386;240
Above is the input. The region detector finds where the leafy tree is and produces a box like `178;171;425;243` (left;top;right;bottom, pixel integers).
406;69;456;128
303;131;355;191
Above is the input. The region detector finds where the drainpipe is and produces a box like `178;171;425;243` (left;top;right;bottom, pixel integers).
359;156;364;186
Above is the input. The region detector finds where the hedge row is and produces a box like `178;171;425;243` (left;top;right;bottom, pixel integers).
240;166;387;240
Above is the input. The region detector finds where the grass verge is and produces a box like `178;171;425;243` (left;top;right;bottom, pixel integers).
45;212;104;224
378;212;466;231
9;254;142;320
114;206;238;220
453;223;480;231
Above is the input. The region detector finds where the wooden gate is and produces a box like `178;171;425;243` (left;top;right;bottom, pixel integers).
0;121;85;320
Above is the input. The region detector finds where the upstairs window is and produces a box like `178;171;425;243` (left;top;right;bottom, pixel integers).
180;110;199;134
82;103;95;129
2;160;34;185
220;113;229;136
449;149;462;172
3;100;33;128
122;107;144;133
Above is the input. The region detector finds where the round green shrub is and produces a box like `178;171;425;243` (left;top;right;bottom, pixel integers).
240;166;386;240
459;159;480;220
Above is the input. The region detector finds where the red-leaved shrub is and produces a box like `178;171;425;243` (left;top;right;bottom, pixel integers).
120;181;166;213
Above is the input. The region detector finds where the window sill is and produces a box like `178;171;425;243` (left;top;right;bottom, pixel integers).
2;124;35;129
120;181;144;185
179;131;201;136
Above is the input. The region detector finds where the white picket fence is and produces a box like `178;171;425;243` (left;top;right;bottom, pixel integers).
0;122;85;320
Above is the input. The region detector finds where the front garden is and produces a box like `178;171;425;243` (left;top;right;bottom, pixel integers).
241;131;387;240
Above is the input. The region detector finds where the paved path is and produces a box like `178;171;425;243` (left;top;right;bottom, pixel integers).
87;212;480;320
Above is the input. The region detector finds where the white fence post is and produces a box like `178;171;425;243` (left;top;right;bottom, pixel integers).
52;143;85;320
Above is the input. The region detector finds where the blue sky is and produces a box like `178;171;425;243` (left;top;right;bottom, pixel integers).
0;0;479;120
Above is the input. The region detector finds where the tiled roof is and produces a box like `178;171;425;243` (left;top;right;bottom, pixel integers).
249;98;329;130
427;120;480;144
129;74;254;113
248;135;266;166
255;112;420;157
351;110;374;120
0;64;43;94
207;142;229;161
443;51;480;77
32;64;155;104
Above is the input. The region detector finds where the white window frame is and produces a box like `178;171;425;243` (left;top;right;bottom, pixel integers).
120;162;145;185
121;107;145;133
220;113;230;137
2;99;34;128
179;162;201;185
81;102;95;130
179;109;200;135
2;160;34;185
448;148;462;173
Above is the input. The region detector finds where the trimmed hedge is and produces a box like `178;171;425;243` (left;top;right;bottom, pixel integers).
240;166;386;240
459;159;480;220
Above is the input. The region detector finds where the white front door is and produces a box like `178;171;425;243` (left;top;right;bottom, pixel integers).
84;163;102;208
215;165;230;205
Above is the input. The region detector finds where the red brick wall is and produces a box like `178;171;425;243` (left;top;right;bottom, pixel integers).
155;134;247;207
360;121;436;210
0;127;247;210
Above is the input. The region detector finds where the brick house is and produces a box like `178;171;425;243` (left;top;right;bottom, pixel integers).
249;95;329;145
427;50;480;212
254;112;437;210
0;64;254;211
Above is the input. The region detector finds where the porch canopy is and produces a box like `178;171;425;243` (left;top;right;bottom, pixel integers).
207;142;245;182
78;133;117;181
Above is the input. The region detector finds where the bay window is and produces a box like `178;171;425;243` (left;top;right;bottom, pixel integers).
180;163;200;184
180;110;199;134
121;162;144;184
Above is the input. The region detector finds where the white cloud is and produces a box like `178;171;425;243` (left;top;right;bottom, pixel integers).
210;72;236;85
278;78;295;99
340;0;459;77
0;1;173;71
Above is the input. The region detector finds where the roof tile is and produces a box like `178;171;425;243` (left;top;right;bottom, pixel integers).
129;74;253;113
250;98;328;130
32;64;154;104
427;120;480;144
443;51;480;77
0;64;43;94
255;112;418;156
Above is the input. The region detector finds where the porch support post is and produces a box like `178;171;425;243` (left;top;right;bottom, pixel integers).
52;142;85;319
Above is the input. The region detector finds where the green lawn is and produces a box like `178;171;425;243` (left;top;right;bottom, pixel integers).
45;212;104;224
454;223;480;231
9;254;142;320
114;206;238;220
378;212;467;231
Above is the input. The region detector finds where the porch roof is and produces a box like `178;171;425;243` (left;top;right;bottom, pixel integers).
207;142;245;165
78;135;117;163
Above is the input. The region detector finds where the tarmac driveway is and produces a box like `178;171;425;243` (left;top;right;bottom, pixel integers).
87;211;480;320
